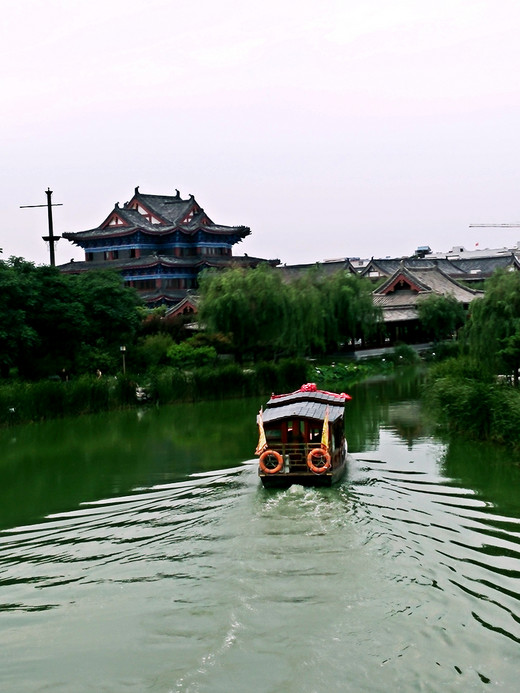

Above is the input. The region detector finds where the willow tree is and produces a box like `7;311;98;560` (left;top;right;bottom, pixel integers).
417;293;465;342
284;268;328;355
462;269;520;385
320;271;381;350
198;265;292;360
198;264;381;359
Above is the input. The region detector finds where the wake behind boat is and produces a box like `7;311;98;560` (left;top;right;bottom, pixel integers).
255;383;351;488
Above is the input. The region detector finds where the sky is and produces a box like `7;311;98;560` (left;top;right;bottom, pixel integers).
2;0;520;267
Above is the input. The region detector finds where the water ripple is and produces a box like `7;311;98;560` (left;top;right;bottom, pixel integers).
1;438;520;691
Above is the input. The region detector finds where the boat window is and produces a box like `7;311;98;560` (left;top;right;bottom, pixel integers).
266;429;282;441
293;420;304;442
310;427;321;443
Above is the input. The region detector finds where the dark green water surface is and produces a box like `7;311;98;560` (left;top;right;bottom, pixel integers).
1;375;520;691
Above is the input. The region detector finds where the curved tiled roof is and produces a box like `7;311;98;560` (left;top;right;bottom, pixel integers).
373;265;483;322
62;188;251;244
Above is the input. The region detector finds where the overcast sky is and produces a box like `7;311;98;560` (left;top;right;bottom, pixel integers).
2;0;520;267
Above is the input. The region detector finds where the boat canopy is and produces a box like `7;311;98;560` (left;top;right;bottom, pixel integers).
262;390;346;425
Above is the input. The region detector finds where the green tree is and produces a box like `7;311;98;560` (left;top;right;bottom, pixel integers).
417;293;466;342
285;270;326;355
69;270;142;375
0;258;38;377
167;340;218;369
19;263;89;378
198;264;292;360
198;264;381;358
463;270;520;385
133;333;175;371
321;271;381;350
0;260;142;379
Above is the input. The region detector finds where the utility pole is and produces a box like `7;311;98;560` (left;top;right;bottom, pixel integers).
20;188;63;266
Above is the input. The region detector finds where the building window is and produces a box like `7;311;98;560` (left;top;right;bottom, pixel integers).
133;279;157;290
165;278;186;289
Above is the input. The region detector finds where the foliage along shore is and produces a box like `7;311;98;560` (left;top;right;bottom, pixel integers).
6;254;520;446
424;268;520;450
0;359;304;427
425;358;520;450
0;346;423;428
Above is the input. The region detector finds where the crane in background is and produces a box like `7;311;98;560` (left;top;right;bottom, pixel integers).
469;223;520;228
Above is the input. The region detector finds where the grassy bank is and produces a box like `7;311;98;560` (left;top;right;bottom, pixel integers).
0;344;428;428
425;357;520;448
309;343;423;389
0;359;309;427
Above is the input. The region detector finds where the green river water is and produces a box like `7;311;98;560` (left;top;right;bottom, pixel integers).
1;374;520;692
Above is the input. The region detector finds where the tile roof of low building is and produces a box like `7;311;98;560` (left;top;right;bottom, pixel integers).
361;257;467;278
164;294;200;318
449;254;520;276
277;260;355;281
376;306;419;323
373;265;483;308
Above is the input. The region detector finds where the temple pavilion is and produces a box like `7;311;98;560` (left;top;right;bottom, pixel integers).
60;187;276;308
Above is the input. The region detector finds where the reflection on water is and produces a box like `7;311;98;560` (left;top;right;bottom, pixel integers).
1;375;520;692
0;398;260;530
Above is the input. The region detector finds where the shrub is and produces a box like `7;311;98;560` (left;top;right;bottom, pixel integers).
65;375;111;415
426;356;491;384
428;378;492;439
146;367;190;404
167;341;217;369
190;364;253;400
389;344;421;365
134;333;175;370
254;361;280;393
490;384;520;447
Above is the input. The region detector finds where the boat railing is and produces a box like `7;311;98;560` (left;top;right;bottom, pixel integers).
266;440;343;472
267;442;324;470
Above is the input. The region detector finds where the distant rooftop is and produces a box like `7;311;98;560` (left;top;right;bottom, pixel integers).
422;242;520;260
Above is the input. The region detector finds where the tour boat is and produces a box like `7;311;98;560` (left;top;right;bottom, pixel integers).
255;383;351;488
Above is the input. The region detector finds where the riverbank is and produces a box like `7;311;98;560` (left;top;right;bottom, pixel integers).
0;359;309;427
0;345;426;428
425;357;520;449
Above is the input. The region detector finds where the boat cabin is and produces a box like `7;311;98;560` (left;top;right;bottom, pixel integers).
257;385;349;487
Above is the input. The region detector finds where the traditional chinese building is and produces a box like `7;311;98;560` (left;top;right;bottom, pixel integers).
360;253;520;288
372;264;483;343
60;187;276;307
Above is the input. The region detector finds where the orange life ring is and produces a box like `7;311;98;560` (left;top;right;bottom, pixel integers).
259;449;284;474
307;447;331;474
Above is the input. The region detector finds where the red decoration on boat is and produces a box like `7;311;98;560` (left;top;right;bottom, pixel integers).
270;384;352;401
